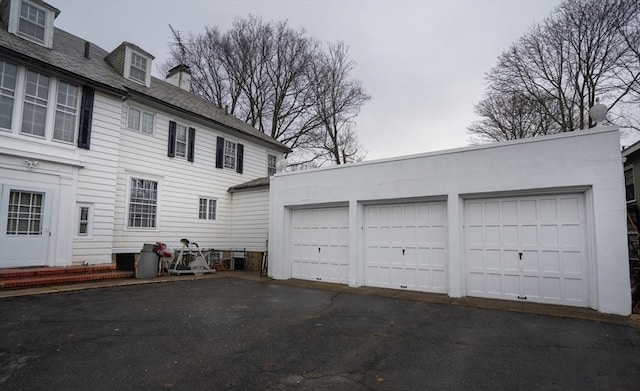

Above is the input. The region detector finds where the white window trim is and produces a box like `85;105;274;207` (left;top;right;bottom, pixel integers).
75;203;93;239
198;197;217;221
8;0;55;48
124;171;163;232
124;47;152;87
126;105;155;135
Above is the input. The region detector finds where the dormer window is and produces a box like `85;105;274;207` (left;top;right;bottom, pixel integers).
18;1;45;43
129;52;147;84
124;47;152;87
105;42;154;87
6;0;58;48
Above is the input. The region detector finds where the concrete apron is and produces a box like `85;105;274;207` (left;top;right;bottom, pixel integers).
0;271;637;328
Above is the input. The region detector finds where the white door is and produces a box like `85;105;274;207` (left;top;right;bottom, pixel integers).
291;207;349;283
0;186;50;268
465;193;588;307
365;202;447;293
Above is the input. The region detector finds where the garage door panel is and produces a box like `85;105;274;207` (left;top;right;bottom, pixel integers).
365;202;448;293
486;273;502;294
504;251;519;270
465;194;588;307
467;226;483;245
431;248;447;268
486;249;501;270
485;201;501;223
543;277;561;299
540;199;558;220
522;250;539;272
468;273;484;293
523;276;540;297
542;251;560;273
466;202;483;224
559;197;580;220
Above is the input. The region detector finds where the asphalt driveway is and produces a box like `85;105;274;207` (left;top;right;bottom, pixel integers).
1;278;639;391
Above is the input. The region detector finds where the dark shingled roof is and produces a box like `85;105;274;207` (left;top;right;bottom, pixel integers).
0;22;289;152
227;177;270;193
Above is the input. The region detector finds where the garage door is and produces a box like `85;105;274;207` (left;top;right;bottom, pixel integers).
465;193;588;306
291;207;349;283
365;202;447;293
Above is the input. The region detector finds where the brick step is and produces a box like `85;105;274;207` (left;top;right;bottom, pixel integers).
0;271;134;290
0;264;117;279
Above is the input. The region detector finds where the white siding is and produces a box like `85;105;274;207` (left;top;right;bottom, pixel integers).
112;100;282;252
231;188;269;251
73;91;122;264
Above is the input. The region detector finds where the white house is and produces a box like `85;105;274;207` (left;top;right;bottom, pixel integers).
269;126;631;316
0;0;288;269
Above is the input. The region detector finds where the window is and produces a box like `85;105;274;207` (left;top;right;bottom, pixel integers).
0;61;17;130
0;63;93;146
199;198;216;220
78;206;90;236
127;107;154;134
268;154;277;176
18;1;46;43
53;81;79;143
215;136;243;173
6;190;43;235
625;167;635;202
167;121;195;161
128;178;158;228
224;141;237;170
129;52;147;84
21;70;49;137
176;124;188;158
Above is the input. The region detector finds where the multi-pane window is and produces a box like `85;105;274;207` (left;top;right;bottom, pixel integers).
128;178;158;228
198;198;216;220
53;81;79;143
268;154;277;176
129;52;147;84
18;1;46;43
175;124;188;158
127;107;154;134
224;141;237;169
6;190;43;235
0;61;17;129
21;70;49;137
625;167;635;202
78;206;89;236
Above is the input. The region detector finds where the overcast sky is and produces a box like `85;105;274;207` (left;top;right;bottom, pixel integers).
54;0;562;160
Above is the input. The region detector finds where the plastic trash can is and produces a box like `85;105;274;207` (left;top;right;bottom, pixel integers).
136;243;158;278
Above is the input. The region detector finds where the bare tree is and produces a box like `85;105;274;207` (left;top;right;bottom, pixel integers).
163;16;370;166
308;43;370;165
468;91;557;143
469;0;640;141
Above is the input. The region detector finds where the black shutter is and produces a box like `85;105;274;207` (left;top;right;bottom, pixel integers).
168;121;176;157
187;127;195;162
236;143;244;174
215;136;224;168
77;87;94;150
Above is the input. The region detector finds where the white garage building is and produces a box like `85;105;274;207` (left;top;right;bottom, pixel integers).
268;126;631;316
